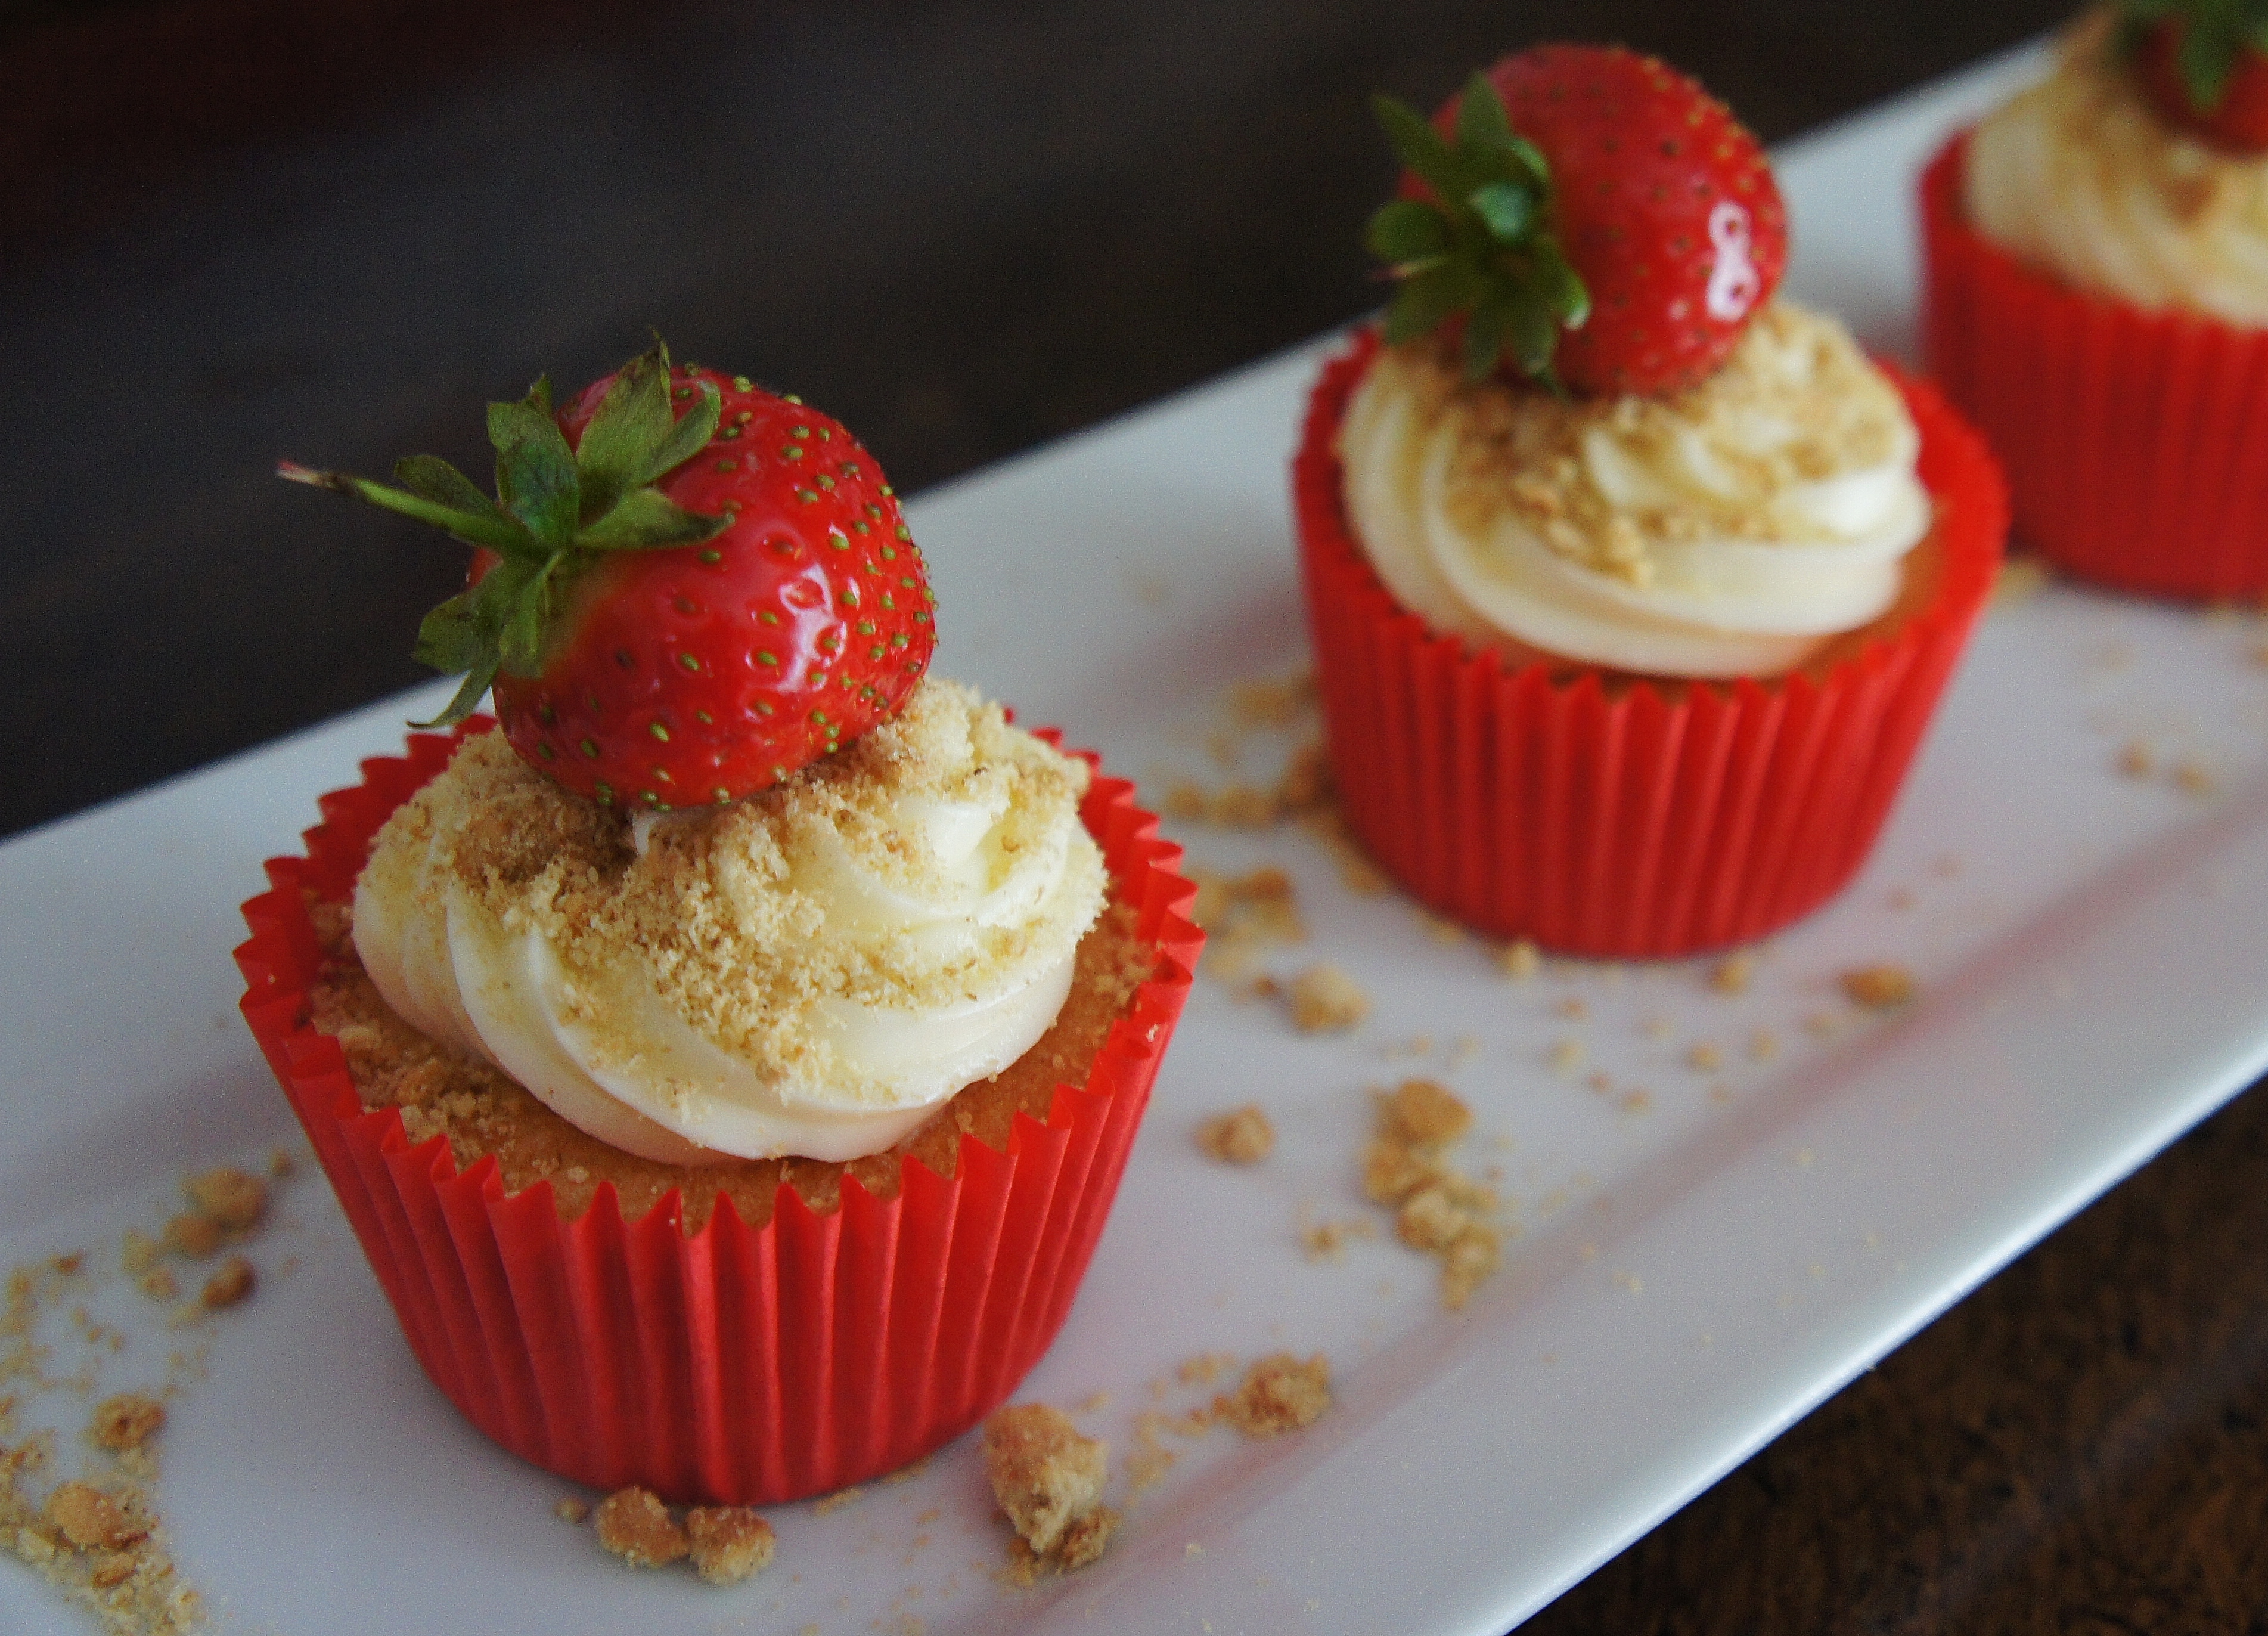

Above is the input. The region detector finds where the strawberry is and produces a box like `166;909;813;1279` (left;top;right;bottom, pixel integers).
280;342;935;808
1366;44;1786;396
2129;2;2268;154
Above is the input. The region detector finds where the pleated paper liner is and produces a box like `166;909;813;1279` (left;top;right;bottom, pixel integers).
1294;327;2005;958
1923;132;2268;599
236;721;1200;1506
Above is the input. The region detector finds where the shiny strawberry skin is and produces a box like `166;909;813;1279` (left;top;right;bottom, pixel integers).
491;367;935;809
1451;44;1786;396
2136;18;2268;154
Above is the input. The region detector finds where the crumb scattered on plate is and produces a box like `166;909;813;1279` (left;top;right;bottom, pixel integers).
1194;1104;1275;1165
1212;1354;1331;1437
1839;965;1916;1010
983;1404;1115;1582
1288;963;1369;1034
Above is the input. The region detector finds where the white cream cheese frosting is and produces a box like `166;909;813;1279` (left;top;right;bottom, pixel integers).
1966;10;2268;326
352;680;1106;1165
1338;300;1931;678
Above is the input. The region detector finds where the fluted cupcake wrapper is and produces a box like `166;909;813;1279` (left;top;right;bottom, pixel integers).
236;723;1200;1505
1923;132;2268;599
1293;329;2005;958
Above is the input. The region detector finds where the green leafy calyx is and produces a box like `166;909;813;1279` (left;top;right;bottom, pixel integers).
2123;0;2268;112
1366;75;1591;388
278;342;727;726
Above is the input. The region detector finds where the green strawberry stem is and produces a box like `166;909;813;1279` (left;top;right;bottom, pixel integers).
277;341;730;728
1367;74;1591;388
2121;0;2268;111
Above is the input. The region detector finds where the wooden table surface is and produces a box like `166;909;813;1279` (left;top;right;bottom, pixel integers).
10;1;2267;1629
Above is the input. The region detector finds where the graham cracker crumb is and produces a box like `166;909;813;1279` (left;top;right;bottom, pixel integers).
1357;1082;1504;1308
268;1148;297;1179
1213;1353;1330;1437
89;1395;165;1454
1553;996;1588;1021
161;1216;218;1261
1194;1105;1275;1166
982;1404;1110;1572
198;1258;255;1312
1748;1027;1780;1062
1299;1213;1377;1262
593;1486;688;1569
137;1272;176;1302
119;1233;160;1276
1362;1136;1442;1206
1496;939;1543;980
2174;756;2219;795
1686;1042;1724;1073
1708;954;1754;995
1287;964;1368;1033
1127;1414;1178;1494
686;1505;776;1586
48;1482;145;1551
183;1169;266;1233
1177;1352;1237;1387
1993;555;2053;607
1379;1079;1470;1151
553;1496;590;1525
812;1486;862;1516
1230;674;1315;730
2116;740;2155;779
1546;1037;1585;1072
1841;965;1917;1010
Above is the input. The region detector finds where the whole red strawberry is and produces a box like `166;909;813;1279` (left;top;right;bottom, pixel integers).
2130;5;2268;154
1366;44;1786;396
281;343;935;808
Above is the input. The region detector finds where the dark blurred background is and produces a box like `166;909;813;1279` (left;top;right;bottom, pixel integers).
26;7;2268;1634
2;0;2068;839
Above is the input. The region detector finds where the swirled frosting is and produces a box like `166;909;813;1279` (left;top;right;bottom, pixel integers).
1338;300;1931;677
1966;10;2268;325
352;680;1106;1164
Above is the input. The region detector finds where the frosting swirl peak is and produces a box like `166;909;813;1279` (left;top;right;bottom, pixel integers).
1338;300;1930;677
352;680;1106;1164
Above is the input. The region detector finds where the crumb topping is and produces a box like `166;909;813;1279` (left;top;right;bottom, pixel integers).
364;678;1099;1108
1365;301;1909;588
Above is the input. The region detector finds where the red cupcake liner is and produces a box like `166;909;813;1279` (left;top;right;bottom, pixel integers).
235;723;1200;1505
1922;131;2268;599
1293;328;2005;958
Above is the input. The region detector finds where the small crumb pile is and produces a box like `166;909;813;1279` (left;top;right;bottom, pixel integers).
585;1485;775;1587
1991;555;2052;608
1194;1104;1274;1165
1211;1354;1331;1437
1161;674;1332;831
1160;671;1389;898
3;1151;295;1634
1496;939;1542;981
1361;1080;1502;1310
1288;963;1369;1034
982;1405;1115;1583
1189;865;1307;998
1125;1349;1336;1497
1839;964;1917;1011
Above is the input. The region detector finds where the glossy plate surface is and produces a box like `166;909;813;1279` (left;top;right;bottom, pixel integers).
10;39;2259;1636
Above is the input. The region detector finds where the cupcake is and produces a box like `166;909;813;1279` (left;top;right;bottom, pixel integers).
1297;46;2005;956
241;345;1199;1505
1923;5;2268;597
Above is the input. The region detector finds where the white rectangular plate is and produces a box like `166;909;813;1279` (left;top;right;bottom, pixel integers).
10;38;2263;1636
